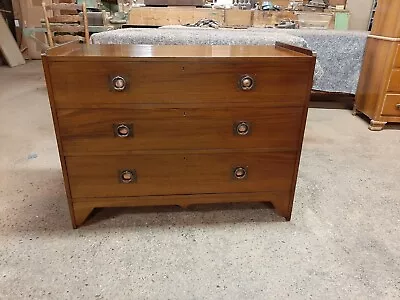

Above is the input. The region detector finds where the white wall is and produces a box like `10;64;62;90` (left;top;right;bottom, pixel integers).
346;0;374;31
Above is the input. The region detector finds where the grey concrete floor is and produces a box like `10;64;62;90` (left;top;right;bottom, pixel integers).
0;61;399;299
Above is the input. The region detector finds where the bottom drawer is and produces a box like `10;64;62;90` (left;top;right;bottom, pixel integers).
66;151;297;198
382;94;400;116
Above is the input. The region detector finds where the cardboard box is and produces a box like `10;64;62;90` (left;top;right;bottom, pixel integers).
144;0;205;6
128;7;224;26
328;0;347;6
20;0;52;59
224;9;252;28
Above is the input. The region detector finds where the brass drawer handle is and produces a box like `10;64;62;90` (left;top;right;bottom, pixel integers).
234;121;251;136
119;169;137;184
113;123;133;138
233;166;248;180
239;75;255;91
396;104;400;110
111;76;127;92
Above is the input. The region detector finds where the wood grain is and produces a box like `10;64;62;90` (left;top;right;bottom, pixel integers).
66;151;297;198
382;94;400;116
355;0;400;129
58;107;303;154
45;44;311;60
394;44;400;68
49;61;311;108
42;54;76;228
387;70;400;93
41;44;316;226
370;0;400;38
48;15;81;23
355;38;395;120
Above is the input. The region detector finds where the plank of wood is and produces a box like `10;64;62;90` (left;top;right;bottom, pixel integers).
45;3;83;10
48;15;81;23
50;24;85;33
0;14;25;67
53;35;84;44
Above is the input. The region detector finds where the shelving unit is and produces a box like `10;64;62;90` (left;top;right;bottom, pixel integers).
368;0;377;31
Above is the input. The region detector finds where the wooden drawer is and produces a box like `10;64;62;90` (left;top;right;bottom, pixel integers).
66;151;297;198
382;94;400;116
58;107;304;154
49;61;312;108
387;69;400;93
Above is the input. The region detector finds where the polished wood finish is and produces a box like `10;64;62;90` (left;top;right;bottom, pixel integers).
58;107;303;154
354;0;400;130
370;0;400;38
382;94;400;116
66;152;297;198
388;70;400;93
49;61;312;108
394;45;400;68
42;43;316;227
44;43;312;60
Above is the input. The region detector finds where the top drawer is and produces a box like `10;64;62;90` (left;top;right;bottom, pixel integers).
49;61;313;108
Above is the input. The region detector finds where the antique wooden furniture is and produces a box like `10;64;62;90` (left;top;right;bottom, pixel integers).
42;1;89;47
42;42;316;228
354;0;400;130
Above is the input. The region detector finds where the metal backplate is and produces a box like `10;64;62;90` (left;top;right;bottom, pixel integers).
113;123;134;138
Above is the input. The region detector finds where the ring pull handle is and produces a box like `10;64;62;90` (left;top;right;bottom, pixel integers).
234;121;251;136
232;166;248;180
239;75;255;91
119;169;137;184
111;76;127;92
113;124;133;138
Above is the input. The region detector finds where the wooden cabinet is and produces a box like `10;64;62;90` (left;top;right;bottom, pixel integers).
42;43;316;227
354;0;400;130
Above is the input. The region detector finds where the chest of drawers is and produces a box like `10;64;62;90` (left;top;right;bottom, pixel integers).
354;0;400;130
42;42;316;228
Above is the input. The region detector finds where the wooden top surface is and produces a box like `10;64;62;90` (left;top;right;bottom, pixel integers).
44;42;314;62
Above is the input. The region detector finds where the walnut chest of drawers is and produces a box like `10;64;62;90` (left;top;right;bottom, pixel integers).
42;42;316;228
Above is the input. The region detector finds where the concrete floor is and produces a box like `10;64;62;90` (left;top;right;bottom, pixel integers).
0;61;399;299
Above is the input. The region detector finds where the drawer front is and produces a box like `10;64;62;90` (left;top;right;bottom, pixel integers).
387;69;400;93
394;44;400;68
66;152;297;198
49;61;312;108
382;94;400;116
58;107;304;154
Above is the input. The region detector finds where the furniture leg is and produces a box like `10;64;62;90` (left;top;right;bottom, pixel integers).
72;205;94;228
269;198;292;221
368;120;387;131
352;105;358;116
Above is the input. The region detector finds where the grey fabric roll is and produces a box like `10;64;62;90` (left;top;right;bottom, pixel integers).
250;28;369;94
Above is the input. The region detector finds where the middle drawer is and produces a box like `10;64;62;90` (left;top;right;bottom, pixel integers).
58;107;304;154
